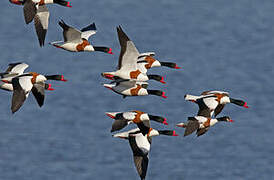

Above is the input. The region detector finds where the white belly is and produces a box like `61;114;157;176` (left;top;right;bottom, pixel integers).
61;43;78;52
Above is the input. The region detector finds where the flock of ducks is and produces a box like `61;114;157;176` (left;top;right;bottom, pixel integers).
6;1;249;180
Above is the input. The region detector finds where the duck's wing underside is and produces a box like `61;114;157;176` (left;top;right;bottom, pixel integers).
81;22;97;40
11;76;33;113
31;82;45;107
117;26;139;70
59;20;82;43
34;4;49;46
5;62;29;75
184;118;199;137
129;135;149;180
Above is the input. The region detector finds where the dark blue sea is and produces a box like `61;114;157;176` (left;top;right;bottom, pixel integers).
0;0;273;179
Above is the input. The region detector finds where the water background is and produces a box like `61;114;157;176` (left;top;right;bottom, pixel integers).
0;0;273;179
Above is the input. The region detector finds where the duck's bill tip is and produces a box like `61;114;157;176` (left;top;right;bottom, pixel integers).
61;75;67;82
163;118;168;125
162;92;167;98
243;102;249;108
108;48;113;54
229;119;234;123
47;84;55;91
174;64;181;69
160;77;166;84
66;2;72;7
172;130;179;136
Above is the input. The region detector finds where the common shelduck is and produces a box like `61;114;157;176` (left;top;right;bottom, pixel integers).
101;26;165;84
10;72;48;113
49;20;113;54
113;128;178;180
177;116;233;137
4;71;66;113
9;0;72;46
137;53;180;74
184;90;248;117
105;110;168;132
0;62;67;91
103;81;167;99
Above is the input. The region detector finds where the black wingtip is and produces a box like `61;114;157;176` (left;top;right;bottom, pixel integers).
81;22;97;32
58;19;68;29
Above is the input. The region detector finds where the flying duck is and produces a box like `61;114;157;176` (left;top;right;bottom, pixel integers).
101;26;165;84
9;0;72;46
113;128;178;180
137;53;180;74
176;116;233;137
10;72;48;113
103;81;167;99
0;62;67;91
105;110;168;132
49;20;113;54
5;71;66;113
184;90;249;117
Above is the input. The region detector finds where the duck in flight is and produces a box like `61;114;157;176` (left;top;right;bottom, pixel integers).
105;110;168;132
184;90;248;118
103;81;167;99
113;128;178;180
9;0;72;47
49;20;113;54
101;26;165;84
137;52;180;74
0;62;67;113
177;116;234;137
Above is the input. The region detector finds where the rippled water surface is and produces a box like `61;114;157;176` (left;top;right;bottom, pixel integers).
0;0;273;180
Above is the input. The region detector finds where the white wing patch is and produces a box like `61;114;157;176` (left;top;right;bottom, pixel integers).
10;63;29;75
120;41;139;71
81;30;96;40
19;76;33;94
203;97;219;110
123;112;137;120
135;133;150;152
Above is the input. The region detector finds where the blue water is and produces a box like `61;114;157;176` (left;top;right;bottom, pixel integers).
0;0;273;179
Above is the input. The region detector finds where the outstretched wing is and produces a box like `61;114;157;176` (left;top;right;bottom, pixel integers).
184;118;199;137
31;82;45;107
81;22;97;40
129;134;149;180
5;62;29;75
11;75;33;113
23;0;36;24
34;5;49;47
196;127;210;137
111;119;128;132
117;26;139;70
214;104;225;117
59;20;82;43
